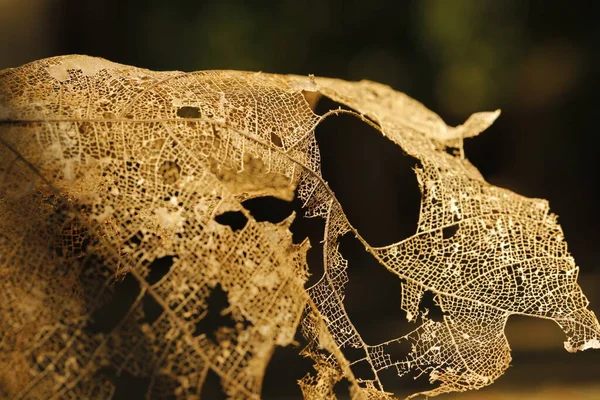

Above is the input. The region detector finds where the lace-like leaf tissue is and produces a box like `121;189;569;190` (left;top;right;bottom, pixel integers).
1;56;598;399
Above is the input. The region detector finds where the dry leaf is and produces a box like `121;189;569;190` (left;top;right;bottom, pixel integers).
0;55;598;399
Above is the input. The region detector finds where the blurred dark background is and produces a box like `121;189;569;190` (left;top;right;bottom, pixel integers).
2;0;599;398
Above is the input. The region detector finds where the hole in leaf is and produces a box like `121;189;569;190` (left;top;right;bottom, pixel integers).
262;330;313;399
505;315;565;353
338;234;409;343
270;130;283;147
332;377;352;399
98;367;151;400
442;224;458;239
420;291;446;322
176;106;201;118
140;293;163;325
315;96;421;246
87;274;140;334
340;344;366;364
201;368;227;400
146;256;174;285
445;146;458;157
193;284;250;342
289;194;326;286
151;373;181;398
463;117;503;184
242;196;294;224
215;211;248;232
349;359;376;382
377;363;433;398
302;90;322;110
380;338;413;365
502;317;600;387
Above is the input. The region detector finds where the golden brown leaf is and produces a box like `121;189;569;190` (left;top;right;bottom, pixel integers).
0;55;598;399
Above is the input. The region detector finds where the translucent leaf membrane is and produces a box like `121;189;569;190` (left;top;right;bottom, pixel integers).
0;55;598;399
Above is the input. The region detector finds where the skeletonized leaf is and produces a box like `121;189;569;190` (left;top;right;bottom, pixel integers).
0;55;598;399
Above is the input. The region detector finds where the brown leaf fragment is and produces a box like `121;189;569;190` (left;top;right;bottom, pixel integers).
1;55;598;400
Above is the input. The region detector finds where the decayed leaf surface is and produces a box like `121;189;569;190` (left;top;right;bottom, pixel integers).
0;55;598;399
